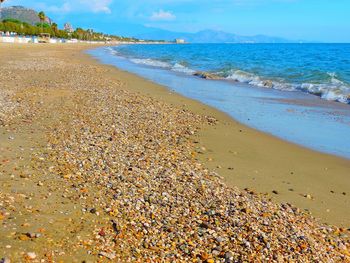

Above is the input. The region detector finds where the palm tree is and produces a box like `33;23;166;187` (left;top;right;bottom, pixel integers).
38;11;46;33
0;0;6;22
51;22;58;37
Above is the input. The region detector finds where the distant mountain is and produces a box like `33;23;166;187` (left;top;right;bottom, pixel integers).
0;6;52;25
134;28;298;43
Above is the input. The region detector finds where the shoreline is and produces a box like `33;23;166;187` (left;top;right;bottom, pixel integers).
90;46;350;160
0;44;349;261
87;47;350;227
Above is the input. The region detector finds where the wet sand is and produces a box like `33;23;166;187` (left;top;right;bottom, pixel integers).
0;44;349;261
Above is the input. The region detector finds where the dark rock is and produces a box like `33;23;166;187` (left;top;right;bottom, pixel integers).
111;220;120;234
193;71;220;80
199;222;210;229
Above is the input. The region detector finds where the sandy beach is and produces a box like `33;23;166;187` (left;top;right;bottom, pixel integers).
0;44;349;262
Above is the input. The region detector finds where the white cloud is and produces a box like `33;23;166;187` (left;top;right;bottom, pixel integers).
36;0;113;14
80;0;112;14
150;9;176;21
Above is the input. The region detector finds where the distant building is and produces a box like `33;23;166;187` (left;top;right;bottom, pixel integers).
64;22;74;33
175;39;185;44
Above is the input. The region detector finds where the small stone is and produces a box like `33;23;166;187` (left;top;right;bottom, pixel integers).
19;234;30;241
26;252;36;260
90;208;97;214
99;251;116;260
26;232;37;238
199;222;209;229
272;190;279;195
216;236;224;243
98;228;106;237
224;251;234;263
200;252;209;260
0;258;11;263
241;208;251;213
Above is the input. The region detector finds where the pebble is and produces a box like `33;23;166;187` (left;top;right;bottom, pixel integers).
26;252;36;260
99;252;116;260
0;46;348;262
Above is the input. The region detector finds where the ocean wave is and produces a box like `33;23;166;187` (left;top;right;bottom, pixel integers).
172;63;196;75
114;50;350;104
130;58;171;68
129;58;196;75
300;83;350;104
106;47;119;56
223;70;350;104
224;70;295;91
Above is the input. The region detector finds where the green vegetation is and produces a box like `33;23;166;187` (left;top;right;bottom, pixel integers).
0;17;143;42
1;6;161;42
0;18;69;38
38;11;45;33
0;6;137;41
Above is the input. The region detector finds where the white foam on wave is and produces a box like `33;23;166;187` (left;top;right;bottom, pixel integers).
130;58;171;69
225;70;296;91
172;63;196;75
301;83;350;104
106;47;119;56
225;70;350;104
129;58;195;75
111;47;350;104
299;73;350;103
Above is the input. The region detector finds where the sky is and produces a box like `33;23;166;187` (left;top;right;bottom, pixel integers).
2;0;350;42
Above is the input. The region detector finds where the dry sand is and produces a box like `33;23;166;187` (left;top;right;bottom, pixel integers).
0;44;349;262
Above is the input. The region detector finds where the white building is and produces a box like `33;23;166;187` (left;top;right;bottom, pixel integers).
64;22;74;33
175;39;185;44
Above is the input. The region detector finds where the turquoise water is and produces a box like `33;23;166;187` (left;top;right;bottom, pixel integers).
88;45;350;159
110;44;350;104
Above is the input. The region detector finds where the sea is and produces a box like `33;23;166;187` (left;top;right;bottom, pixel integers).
88;44;350;159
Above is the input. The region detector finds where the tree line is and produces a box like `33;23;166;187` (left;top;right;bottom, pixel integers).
0;18;70;38
0;10;141;42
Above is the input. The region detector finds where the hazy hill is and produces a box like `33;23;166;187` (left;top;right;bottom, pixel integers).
133;28;296;43
0;6;51;25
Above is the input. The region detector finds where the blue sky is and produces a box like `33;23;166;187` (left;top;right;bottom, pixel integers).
2;0;350;42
